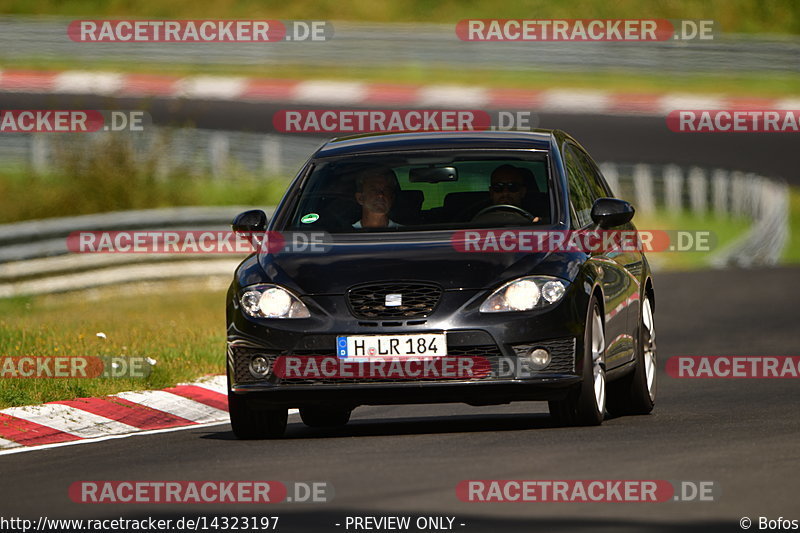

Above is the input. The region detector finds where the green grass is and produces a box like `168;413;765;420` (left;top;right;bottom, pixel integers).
2;0;799;35
0;170;289;223
634;209;753;270
0;133;291;223
783;186;800;263
0;287;226;408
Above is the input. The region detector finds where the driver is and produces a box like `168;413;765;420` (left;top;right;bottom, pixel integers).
353;167;401;228
484;164;540;223
489;164;527;207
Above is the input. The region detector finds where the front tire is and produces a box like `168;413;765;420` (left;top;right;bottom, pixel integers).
227;372;288;439
608;295;656;416
549;296;606;426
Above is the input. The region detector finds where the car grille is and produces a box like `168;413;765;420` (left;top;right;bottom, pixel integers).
230;338;576;386
347;282;442;319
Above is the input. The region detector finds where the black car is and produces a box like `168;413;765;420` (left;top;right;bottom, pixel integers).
226;130;656;438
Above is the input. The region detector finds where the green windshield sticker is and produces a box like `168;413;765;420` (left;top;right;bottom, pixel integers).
301;213;320;224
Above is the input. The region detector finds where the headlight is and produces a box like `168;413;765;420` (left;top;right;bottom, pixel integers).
240;285;310;319
480;276;568;313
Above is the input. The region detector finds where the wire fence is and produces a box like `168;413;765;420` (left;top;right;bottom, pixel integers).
1;17;799;74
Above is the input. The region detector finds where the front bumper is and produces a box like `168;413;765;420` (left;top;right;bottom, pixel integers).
236;377;582;409
226;285;588;408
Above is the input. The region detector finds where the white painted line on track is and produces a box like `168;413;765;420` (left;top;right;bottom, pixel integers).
657;94;726;114
175;76;247;100
53;71;124;95
775;98;800;110
293;80;366;104
542;89;611;112
417;85;488;107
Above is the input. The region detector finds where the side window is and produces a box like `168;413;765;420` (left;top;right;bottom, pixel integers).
563;144;594;227
575;148;610;199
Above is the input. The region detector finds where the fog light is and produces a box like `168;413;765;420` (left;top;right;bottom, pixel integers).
526;348;551;370
249;356;271;378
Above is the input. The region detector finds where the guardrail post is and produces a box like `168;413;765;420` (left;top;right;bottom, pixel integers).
663;164;683;214
599;162;620;196
30;134;49;175
633;164;656;214
745;174;762;219
712;169;728;217
261;136;282;176
730;171;747;218
209;133;229;179
688;167;707;216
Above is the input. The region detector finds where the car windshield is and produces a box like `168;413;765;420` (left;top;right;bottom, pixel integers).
284;150;552;232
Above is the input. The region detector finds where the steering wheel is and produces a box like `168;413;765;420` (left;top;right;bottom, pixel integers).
472;204;539;222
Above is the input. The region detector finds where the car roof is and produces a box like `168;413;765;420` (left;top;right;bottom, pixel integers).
314;130;559;158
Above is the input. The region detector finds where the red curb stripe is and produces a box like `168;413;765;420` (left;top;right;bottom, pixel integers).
51;397;195;430
608;93;664;113
0;68;741;117
488;88;545;108
0;413;80;446
118;74;180;96
363;84;421;105
164;384;229;411
724;97;780;110
241;79;301;100
0;70;58;91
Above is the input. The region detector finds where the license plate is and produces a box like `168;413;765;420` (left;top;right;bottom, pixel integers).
336;333;447;359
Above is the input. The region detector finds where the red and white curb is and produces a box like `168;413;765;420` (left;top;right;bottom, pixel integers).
1;69;798;116
0;375;282;455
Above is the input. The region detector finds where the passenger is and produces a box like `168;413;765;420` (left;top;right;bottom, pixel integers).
353;167;401;228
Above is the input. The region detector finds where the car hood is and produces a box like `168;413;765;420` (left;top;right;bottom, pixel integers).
254;232;580;294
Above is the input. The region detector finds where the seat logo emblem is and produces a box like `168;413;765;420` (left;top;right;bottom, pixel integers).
385;294;402;307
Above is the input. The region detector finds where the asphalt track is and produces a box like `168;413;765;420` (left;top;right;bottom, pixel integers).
1;92;798;183
1;266;798;532
1;93;798;532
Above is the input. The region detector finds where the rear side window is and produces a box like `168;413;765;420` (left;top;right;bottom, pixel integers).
563;144;594;228
574;147;610;199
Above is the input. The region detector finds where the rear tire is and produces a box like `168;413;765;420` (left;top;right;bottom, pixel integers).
549;296;606;426
607;295;656;416
300;406;352;428
227;372;288;439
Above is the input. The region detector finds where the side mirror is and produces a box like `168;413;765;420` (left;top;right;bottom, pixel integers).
590;198;634;228
232;210;267;251
231;210;267;232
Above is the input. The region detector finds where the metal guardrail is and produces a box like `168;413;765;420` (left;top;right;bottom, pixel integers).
600;162;790;267
0;162;788;297
1;17;799;73
0;129;323;179
0;206;264;298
